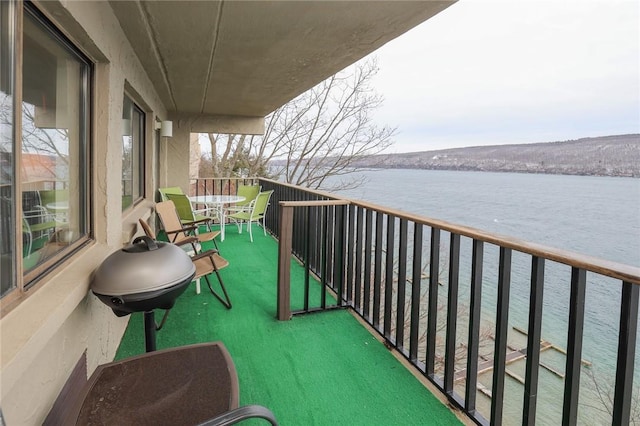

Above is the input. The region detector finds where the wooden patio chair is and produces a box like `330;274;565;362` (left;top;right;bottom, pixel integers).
139;218;231;308
155;200;220;251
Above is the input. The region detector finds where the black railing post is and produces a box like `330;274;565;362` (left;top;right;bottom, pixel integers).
562;267;586;426
303;206;311;312
409;223;423;365
395;218;408;351
491;246;512;425
465;239;484;414
523;256;545;425
373;212;384;330
354;206;364;313
612;281;639;426
335;204;346;306
444;233;460;394
346;204;356;304
363;209;373;320
426;228;441;377
326;205;336;292
383;215;395;340
320;205;328;310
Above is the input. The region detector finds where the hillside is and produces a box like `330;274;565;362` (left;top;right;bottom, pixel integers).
352;134;640;177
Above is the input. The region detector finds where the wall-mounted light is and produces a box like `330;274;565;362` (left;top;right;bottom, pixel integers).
155;120;173;138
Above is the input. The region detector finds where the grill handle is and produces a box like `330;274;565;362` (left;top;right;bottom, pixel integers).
124;236;159;252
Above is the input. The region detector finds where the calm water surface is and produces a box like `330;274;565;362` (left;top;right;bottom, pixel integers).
334;169;639;266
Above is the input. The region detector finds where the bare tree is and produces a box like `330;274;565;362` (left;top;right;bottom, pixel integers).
0;97;69;180
582;367;640;424
200;134;244;178
200;57;396;190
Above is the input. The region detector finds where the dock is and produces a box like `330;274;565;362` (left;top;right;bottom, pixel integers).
454;326;591;383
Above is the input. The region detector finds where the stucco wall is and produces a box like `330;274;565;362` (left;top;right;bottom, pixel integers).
162;117;192;192
0;1;168;423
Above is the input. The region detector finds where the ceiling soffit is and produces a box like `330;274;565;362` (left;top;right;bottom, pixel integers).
109;1;455;120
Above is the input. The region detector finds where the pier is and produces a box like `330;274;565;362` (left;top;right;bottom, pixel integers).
454;326;591;387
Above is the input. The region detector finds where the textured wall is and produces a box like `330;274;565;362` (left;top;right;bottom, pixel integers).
0;1;167;423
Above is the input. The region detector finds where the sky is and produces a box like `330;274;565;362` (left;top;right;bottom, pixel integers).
365;0;639;153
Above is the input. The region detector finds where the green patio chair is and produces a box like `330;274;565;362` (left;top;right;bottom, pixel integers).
228;190;273;242
158;186;184;202
165;192;217;232
226;184;261;215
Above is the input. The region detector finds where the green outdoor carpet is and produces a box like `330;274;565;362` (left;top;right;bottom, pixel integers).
116;224;461;425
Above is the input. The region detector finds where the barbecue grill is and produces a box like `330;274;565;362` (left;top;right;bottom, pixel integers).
92;236;195;351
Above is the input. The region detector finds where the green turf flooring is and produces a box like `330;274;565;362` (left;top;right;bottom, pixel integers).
116;224;461;425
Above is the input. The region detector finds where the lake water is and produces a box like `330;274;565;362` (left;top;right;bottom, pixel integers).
330;169;640;424
332;169;639;266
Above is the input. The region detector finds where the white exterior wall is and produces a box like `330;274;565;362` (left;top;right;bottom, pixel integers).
0;1;170;423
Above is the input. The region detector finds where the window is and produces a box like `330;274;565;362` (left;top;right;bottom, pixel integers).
0;2;91;299
122;95;144;210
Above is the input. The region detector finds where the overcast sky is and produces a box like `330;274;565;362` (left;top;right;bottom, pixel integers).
367;0;639;153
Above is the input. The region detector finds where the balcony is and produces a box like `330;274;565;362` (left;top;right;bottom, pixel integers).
115;178;640;425
116;220;462;424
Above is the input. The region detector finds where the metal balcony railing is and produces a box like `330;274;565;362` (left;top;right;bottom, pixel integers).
193;177;640;425
189;177;260;197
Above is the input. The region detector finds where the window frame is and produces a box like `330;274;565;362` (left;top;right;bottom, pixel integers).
121;93;145;211
0;0;17;298
1;1;93;311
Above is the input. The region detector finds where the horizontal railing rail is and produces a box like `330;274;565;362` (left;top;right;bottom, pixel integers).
259;178;640;426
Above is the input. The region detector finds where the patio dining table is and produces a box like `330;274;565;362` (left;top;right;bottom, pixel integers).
46;201;69;222
189;195;245;241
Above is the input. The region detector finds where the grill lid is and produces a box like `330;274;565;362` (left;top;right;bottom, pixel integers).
92;236;196;296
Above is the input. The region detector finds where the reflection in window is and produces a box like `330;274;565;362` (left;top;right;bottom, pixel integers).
122;96;144;211
19;7;90;278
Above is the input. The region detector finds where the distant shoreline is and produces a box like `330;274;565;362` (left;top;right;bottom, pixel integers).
349;134;640;178
357;164;639;178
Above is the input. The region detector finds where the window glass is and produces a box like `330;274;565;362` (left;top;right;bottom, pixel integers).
122;95;144;210
20;7;90;277
0;0;15;296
